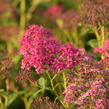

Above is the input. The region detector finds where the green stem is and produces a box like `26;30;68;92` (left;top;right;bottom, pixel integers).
46;71;68;108
101;26;105;59
74;30;79;47
101;26;105;48
22;98;32;109
93;27;100;47
26;0;41;22
63;73;69;108
19;0;26;40
0;101;7;109
0;97;4;108
64;30;73;43
46;72;55;91
63;73;67;89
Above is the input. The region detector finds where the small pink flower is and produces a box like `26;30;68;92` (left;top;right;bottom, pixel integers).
47;5;63;17
94;48;106;54
104;40;109;49
95;98;107;109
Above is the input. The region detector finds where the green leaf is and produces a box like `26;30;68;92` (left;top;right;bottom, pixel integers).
0;91;7;97
0;40;7;51
30;89;42;99
39;1;53;8
59;69;70;74
12;54;22;63
61;0;76;9
6;91;25;107
55;83;63;88
88;39;98;48
0;89;5;92
38;77;46;88
102;23;109;27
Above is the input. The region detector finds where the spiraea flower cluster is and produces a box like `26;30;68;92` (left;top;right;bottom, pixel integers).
20;25;60;74
47;0;109;30
20;25;85;74
81;0;109;27
32;96;64;109
52;43;83;71
63;56;109;109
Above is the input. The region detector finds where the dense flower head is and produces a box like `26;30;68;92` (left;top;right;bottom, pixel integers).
20;25;60;74
58;0;109;29
82;0;109;26
63;56;109;108
46;0;109;30
64;75;108;108
21;25;52;40
47;0;109;30
95;98;107;109
63;83;83;104
52;43;82;71
32;96;64;109
20;25;89;74
52;43;93;71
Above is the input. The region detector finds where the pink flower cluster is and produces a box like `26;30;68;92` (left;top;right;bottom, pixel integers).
20;25;60;74
94;40;109;58
52;43;82;71
95;98;107;109
47;5;64;17
63;58;109;109
63;83;82;104
76;77;106;104
104;40;109;49
64;76;108;108
20;25;83;74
